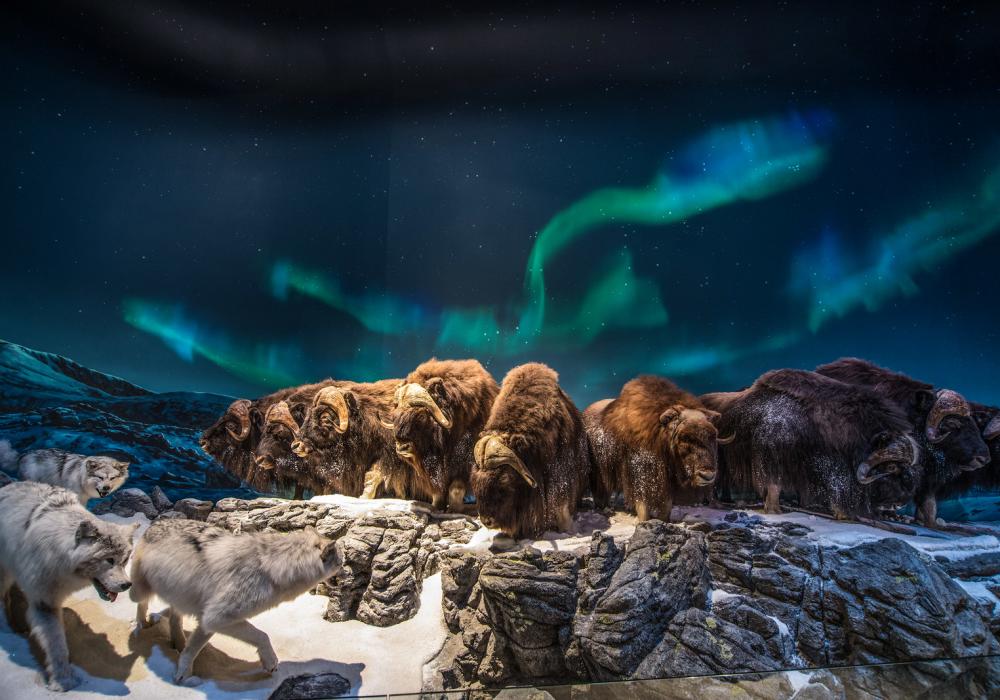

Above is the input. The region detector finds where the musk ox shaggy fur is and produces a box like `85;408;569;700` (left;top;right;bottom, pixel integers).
938;402;1000;500
384;358;499;511
584;375;726;522
701;369;922;518
291;379;435;500
815;358;989;525
471;363;591;538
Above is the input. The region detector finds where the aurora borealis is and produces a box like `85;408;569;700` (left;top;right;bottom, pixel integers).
3;4;1000;407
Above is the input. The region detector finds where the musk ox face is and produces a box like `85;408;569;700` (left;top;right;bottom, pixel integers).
973;410;1000;464
471;433;538;535
925;390;990;471
255;401;304;472
386;380;452;478
659;406;724;487
292;387;358;464
856;431;921;485
200;398;253;463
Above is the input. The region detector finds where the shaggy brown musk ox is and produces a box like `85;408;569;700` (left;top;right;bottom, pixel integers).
472;363;591;538
584;375;727;522
815;358;989;526
383;358;499;511
291;379;435;500
702;369;922;518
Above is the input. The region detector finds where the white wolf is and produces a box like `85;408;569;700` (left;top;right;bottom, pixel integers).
0;442;129;506
0;481;138;691
130;518;343;684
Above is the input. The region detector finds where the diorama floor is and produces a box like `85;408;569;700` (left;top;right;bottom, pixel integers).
1;499;998;699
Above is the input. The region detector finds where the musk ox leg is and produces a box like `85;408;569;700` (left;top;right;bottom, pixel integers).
556;504;574;533
447;480;467;512
915;496;939;528
763;483;783;514
293;484;304;500
361;465;383;500
635;500;650;522
431;492;446;511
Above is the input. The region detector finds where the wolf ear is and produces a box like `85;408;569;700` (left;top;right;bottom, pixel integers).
75;520;100;545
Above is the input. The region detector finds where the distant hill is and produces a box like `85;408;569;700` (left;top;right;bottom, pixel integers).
0;339;255;502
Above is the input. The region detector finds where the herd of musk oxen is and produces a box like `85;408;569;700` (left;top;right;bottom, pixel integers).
200;357;1000;538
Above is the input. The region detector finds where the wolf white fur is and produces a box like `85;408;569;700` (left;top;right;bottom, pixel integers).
130;519;343;684
10;447;129;506
0;481;137;691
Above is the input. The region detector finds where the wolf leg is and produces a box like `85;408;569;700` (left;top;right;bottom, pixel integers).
447;480;467;512
168;608;186;651
27;600;78;692
222;620;278;673
173;623;212;684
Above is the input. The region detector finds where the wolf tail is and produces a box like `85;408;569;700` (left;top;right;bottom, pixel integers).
0;440;18;472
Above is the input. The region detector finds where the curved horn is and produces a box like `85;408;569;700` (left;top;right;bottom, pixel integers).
225;399;252;442
984;414;1000;442
314;387;350;434
906;434;921;466
474;435;537;489
399;383;452;429
925;389;971;444
265;401;300;435
717;432;736;445
855;461;886;485
378;413;396;430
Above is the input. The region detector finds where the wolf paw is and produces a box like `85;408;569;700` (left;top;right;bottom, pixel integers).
47;671;81;692
260;655;279;674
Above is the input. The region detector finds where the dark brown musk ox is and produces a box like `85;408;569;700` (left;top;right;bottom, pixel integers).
291;379;437;500
382;358;500;511
584;375;728;522
937;402;1000;502
252;380;349;497
701;369;923;519
471;363;591;538
815;358;990;526
200;398;257;485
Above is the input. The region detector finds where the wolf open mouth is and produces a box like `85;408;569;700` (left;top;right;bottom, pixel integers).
93;579;118;602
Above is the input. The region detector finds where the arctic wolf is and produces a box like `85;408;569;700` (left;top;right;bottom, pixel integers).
0;481;137;691
130;519;343;684
1;444;129;506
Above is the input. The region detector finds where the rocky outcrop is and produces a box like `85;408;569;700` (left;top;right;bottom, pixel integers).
426;516;1000;692
268;671;350;699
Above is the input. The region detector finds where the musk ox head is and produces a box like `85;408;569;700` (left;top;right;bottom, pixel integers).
972;408;1000;465
255;401;304;473
659;406;730;487
200;399;253;461
856;431;921;485
292;386;358;465
383;379;452;479
471;433;540;536
925;389;990;471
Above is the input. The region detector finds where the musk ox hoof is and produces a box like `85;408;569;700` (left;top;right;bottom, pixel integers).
489;535;518;552
174;672;202;687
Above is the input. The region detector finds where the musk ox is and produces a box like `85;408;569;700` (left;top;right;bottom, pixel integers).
702;369;922;518
938;402;1000;500
471;363;591;538
383;358;499;511
815;358;989;526
253;380;349;496
200;398;257;485
584;375;727;522
291;379;434;500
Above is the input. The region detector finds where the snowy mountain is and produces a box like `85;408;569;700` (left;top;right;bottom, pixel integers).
0;340;255;502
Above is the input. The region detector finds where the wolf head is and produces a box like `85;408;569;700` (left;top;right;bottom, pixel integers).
72;519;138;602
84;457;129;499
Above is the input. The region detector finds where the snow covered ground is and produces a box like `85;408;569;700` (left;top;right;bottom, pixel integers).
2;501;999;699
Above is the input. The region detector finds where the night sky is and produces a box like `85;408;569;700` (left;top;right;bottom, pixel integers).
2;2;999;407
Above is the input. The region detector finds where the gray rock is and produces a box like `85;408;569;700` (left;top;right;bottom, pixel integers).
935;551;1000;579
155;509;186;521
173;497;213;521
268;671;350;699
149;485;173;513
99;487;159;519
